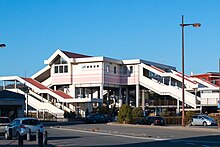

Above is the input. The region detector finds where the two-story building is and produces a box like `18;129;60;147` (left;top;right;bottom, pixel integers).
0;49;218;118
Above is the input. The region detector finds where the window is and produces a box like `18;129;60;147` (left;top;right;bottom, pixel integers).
54;56;67;64
55;66;58;73
64;65;68;73
114;67;116;74
130;66;133;73
107;65;110;72
54;65;68;74
123;66;127;75
59;66;63;73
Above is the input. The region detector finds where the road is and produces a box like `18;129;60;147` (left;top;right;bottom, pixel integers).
46;123;220;147
0;123;220;146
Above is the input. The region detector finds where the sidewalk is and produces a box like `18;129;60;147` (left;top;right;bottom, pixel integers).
107;122;220;133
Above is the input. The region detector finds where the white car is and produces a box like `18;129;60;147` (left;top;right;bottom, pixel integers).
191;115;217;126
5;117;44;139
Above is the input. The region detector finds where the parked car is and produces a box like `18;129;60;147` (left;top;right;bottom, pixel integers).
191;115;217;126
0;117;11;134
136;116;166;126
85;113;111;123
5;117;44;139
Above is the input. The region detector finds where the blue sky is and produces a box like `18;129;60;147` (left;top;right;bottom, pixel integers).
0;0;219;77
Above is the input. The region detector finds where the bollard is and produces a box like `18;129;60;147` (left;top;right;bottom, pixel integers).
43;130;48;145
18;133;23;147
37;130;43;147
8;128;12;140
27;128;31;141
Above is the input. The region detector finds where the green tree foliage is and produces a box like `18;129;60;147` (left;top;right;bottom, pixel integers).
160;108;170;117
131;107;144;124
185;111;195;125
97;105;110;115
132;107;143;117
117;104;132;124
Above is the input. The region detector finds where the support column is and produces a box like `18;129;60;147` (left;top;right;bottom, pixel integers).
136;84;140;107
169;77;171;86
3;81;6;90
141;89;146;116
176;99;180;114
126;87;129;105
73;84;76;98
15;80;17;89
195;88;197;105
100;83;103;99
119;87;122;107
47;94;50;102
107;90;109;107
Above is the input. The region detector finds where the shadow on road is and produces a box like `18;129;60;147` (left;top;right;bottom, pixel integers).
88;135;220;147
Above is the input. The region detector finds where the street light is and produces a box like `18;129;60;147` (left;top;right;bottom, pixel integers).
180;15;201;127
0;44;6;48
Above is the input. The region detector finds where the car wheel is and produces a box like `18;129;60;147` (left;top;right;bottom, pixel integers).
203;121;207;126
16;132;20;139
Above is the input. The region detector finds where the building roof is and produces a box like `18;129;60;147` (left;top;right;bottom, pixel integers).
0;90;25;99
62;50;91;58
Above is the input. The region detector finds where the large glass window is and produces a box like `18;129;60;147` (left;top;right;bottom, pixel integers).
54;56;67;64
54;56;68;74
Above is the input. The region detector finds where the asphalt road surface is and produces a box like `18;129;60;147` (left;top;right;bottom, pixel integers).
46;123;220;147
1;123;220;147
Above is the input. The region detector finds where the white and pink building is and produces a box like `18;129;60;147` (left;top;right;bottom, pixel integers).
0;49;219;118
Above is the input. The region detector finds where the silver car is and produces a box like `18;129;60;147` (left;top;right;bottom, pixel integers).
191;115;217;126
5;117;44;139
0;117;11;134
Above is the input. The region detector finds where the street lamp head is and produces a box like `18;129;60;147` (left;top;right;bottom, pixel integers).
193;23;201;28
0;44;6;48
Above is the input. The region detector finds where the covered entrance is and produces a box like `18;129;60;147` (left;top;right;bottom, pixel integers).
0;90;25;120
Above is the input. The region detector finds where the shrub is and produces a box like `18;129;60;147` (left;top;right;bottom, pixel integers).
64;111;76;119
117;104;132;124
132;107;144;117
131;107;144;124
160;108;170;117
184;111;195;125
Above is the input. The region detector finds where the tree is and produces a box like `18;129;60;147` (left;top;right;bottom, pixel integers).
132;107;144;118
117;104;132;124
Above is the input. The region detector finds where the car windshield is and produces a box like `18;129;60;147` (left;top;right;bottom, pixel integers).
0;118;10;123
22;119;41;125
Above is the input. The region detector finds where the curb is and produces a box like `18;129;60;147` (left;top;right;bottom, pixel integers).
107;122;220;133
